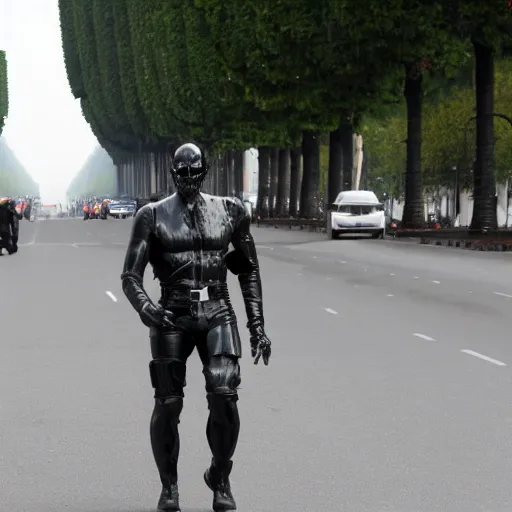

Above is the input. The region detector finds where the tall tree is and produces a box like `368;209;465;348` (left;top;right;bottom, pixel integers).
447;0;512;230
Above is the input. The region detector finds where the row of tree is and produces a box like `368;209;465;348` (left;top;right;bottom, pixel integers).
59;1;512;229
0;51;39;197
66;146;117;198
0;139;40;197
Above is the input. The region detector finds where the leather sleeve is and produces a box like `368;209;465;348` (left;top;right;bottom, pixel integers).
9;208;19;236
121;205;154;313
230;199;264;331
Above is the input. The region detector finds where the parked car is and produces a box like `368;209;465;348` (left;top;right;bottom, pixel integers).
108;197;137;219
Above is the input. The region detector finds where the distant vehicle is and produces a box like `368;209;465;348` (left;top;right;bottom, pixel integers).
40;205;58;219
108;197;136;219
327;190;385;240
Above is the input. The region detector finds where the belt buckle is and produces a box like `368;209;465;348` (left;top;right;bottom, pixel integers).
190;286;209;302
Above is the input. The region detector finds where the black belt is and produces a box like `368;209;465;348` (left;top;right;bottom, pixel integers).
161;283;227;303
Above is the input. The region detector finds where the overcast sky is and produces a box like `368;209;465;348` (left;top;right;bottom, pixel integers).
0;0;97;202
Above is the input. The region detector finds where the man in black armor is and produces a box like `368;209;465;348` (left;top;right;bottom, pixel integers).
0;198;21;255
121;143;271;512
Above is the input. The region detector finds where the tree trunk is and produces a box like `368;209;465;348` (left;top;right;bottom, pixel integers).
299;131;321;219
328;128;343;203
276;148;291;216
218;153;227;196
116;165;123;195
269;148;279;216
470;41;497;231
213;156;221;196
289;147;301;217
340;118;353;191
257;146;271;218
233;150;244;199
401;63;425;228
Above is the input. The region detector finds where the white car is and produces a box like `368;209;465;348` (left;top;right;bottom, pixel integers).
328;190;385;239
109;200;136;219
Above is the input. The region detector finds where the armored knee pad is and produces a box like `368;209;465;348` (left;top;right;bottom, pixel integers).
149;359;186;400
203;356;241;396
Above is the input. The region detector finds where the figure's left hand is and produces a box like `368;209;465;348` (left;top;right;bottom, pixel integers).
250;326;271;366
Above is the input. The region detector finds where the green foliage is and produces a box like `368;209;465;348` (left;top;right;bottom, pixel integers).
0;139;39;196
126;0;176;141
449;0;512;49
0;51;8;136
111;0;152;146
196;0;351;135
58;0;85;98
92;0;139;150
66;146;117;197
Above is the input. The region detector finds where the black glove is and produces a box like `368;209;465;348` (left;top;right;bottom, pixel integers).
249;325;271;365
139;302;175;328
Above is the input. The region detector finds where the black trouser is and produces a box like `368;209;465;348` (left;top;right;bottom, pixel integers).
0;231;16;254
149;298;242;489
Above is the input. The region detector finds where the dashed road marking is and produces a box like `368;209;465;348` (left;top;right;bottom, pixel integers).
461;350;506;367
413;276;419;279
338;260;346;264
389;273;395;276
494;291;512;299
106;291;118;303
413;332;436;341
387;294;394;297
324;308;338;315
432;280;440;284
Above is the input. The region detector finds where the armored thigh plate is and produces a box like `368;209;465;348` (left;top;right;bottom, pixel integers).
206;323;242;358
149;359;187;399
203;356;241;395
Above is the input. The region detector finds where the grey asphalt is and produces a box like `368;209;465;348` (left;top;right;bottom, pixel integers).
2;217;512;512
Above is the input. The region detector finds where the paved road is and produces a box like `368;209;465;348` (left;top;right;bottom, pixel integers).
2;218;512;512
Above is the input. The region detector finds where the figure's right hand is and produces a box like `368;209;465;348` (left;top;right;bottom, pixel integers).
139;302;175;328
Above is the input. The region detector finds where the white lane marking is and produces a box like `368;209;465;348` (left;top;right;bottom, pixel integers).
494;291;512;299
413;276;419;279
413;332;436;341
105;291;118;303
324;308;338;315
297;273;303;276
338;260;346;264
257;245;272;249
432;280;440;284
72;243;79;248
461;350;506;367
313;256;317;259
387;294;394;297
389;273;395;276
325;277;333;281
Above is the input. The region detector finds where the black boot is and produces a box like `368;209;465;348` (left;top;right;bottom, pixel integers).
204;459;236;511
150;397;183;512
157;483;180;511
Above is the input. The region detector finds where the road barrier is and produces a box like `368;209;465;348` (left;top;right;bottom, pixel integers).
256;217;325;232
392;227;512;251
